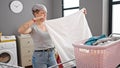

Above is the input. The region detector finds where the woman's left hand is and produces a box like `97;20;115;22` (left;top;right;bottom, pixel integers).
81;8;87;14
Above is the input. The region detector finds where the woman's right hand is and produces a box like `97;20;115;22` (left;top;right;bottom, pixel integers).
33;16;44;22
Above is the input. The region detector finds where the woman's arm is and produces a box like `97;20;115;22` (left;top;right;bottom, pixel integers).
18;19;34;34
18;16;44;34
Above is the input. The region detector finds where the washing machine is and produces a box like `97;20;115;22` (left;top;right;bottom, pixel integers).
0;41;18;66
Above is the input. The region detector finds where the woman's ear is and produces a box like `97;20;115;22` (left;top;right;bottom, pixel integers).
34;12;38;17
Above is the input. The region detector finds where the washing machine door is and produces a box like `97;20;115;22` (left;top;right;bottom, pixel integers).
0;50;14;65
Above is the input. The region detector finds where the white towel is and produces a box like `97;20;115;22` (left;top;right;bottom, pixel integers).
45;10;92;67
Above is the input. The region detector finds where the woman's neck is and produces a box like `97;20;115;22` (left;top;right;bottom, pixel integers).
36;21;44;25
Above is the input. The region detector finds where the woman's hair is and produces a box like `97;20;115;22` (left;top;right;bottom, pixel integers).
32;4;47;14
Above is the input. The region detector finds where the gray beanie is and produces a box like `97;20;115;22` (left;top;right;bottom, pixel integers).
32;4;47;12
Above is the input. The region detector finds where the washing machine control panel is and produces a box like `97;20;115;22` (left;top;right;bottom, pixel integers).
0;41;16;49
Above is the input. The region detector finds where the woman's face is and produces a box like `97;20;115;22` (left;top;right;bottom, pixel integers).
34;10;47;22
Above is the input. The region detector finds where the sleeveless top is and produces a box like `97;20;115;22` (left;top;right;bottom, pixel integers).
30;24;54;50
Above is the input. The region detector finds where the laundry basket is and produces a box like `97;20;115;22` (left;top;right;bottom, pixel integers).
73;34;120;68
